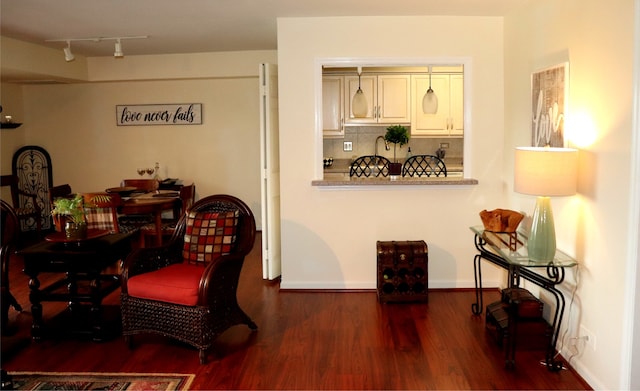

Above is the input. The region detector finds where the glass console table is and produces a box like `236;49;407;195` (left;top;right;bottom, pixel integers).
469;226;577;371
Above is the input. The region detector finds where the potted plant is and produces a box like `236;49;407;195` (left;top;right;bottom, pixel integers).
51;194;87;239
384;124;410;176
51;193;111;239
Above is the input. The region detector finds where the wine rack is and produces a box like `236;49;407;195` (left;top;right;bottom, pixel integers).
376;240;428;303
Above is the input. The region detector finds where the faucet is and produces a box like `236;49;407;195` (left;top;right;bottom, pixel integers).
375;136;390;158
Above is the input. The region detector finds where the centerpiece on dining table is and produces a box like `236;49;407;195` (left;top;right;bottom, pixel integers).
51;193;111;239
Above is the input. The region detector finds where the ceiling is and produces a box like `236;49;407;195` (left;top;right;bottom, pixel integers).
1;0;527;57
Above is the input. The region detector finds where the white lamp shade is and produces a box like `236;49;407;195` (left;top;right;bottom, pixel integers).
514;147;578;197
422;89;438;114
352;89;368;118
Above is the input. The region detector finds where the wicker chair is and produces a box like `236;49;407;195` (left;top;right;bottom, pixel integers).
120;194;257;364
1;174;42;236
1;200;22;333
402;154;447;177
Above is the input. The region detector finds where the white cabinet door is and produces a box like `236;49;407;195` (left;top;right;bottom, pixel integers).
377;75;411;124
322;76;344;137
344;75;410;124
411;74;450;136
449;74;464;136
411;74;463;137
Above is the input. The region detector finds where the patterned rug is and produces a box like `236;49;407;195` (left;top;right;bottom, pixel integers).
7;371;195;390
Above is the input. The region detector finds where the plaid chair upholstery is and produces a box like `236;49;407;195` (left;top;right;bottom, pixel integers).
83;193;122;233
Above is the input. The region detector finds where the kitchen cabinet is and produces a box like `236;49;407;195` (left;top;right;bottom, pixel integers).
344;75;410;124
322;76;344;137
411;74;464;136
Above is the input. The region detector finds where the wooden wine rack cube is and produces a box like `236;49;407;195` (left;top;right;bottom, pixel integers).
376;240;428;303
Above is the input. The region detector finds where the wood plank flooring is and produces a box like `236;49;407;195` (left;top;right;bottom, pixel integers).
2;233;592;390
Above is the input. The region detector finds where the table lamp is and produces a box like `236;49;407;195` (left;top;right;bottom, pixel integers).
514;147;578;261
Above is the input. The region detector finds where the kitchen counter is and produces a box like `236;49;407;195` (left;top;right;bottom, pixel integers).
312;176;478;186
315;157;476;186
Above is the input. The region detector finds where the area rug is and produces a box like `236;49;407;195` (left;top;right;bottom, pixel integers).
7;371;195;391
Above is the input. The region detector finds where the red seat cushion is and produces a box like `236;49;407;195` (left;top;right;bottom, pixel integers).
127;263;205;306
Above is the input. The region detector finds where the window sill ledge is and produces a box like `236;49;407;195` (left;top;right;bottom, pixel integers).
311;177;478;187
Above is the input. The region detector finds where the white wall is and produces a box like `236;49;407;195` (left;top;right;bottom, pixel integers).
1;43;277;229
276;16;507;290
504;0;636;388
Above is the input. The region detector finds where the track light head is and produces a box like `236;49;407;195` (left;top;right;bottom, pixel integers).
114;39;124;58
63;40;75;62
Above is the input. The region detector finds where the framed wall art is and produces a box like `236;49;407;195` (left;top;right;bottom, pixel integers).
116;103;202;126
531;63;568;147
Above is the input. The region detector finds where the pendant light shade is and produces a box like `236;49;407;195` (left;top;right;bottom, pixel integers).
422;66;438;114
352;66;368;118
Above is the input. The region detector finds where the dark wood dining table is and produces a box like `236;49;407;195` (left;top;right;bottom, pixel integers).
18;231;134;341
119;191;180;246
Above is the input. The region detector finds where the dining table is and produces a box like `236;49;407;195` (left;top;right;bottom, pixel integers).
19;230;135;341
116;189;181;246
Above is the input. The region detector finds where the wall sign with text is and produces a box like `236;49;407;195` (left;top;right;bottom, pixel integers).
116;103;202;126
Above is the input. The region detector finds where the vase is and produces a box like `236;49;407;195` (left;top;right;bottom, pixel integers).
389;162;402;176
65;221;88;240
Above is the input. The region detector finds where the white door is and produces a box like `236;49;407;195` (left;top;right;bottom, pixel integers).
259;63;281;280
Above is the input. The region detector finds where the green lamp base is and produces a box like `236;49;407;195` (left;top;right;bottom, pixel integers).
527;196;556;262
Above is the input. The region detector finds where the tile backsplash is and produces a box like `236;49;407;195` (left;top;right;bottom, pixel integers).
323;126;463;161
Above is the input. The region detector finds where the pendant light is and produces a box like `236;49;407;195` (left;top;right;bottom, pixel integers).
422;66;438;114
352;66;368;118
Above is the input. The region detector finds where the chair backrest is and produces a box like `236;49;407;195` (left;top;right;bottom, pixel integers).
1;200;20;288
83;192;123;233
11;145;53;230
0;175;21;207
172;194;256;267
49;184;73;204
402;155;447;177
121;179;159;192
349;155;391;178
1;200;20;248
178;183;196;216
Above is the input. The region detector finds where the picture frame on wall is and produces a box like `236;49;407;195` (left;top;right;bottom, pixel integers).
531;62;568;147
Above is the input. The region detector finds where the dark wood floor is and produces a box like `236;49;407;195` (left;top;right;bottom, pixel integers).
2;233;592;390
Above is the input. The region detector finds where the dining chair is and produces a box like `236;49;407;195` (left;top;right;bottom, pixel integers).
349;155;391;178
402;154;448;177
83;192;123;233
117;179;159;233
121;194;257;364
1;200;23;333
49;184;73;203
0;174;43;237
121;179;159;192
11;145;53;232
138;183;196;247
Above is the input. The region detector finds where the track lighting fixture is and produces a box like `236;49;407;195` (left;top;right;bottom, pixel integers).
114;39;124;58
46;35;148;61
63;40;75;62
